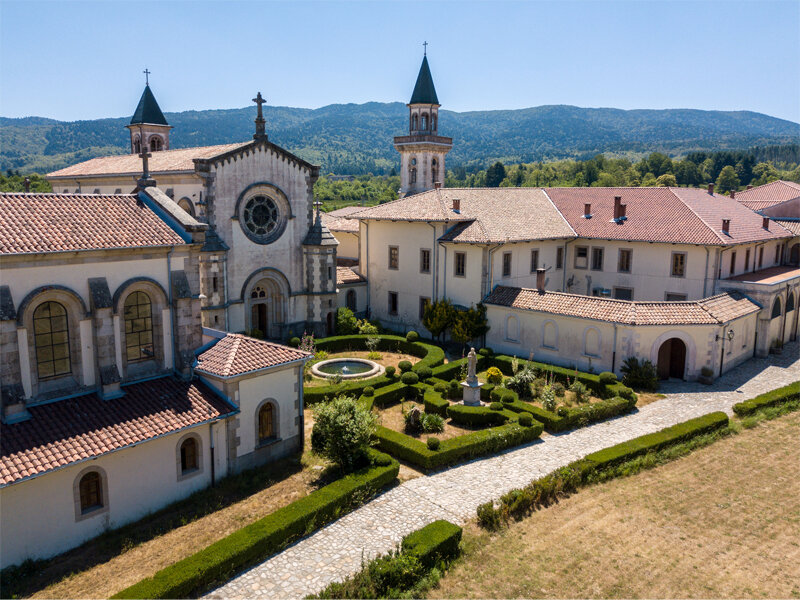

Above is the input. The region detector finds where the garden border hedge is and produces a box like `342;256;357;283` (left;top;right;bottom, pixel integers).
503;395;638;432
401;520;462;569
112;450;399;599
732;381;800;416
446;403;509;427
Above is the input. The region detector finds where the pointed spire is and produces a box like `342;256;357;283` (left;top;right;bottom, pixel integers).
130;85;168;126
409;54;439;105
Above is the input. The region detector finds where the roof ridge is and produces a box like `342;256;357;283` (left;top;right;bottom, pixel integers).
541;188;577;236
222;335;242;377
667;187;726;244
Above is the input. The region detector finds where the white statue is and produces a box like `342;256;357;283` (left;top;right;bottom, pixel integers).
466;347;478;385
461;347;483;405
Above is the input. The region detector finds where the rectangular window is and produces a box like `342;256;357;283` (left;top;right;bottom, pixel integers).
556;247;564;270
502;252;512;277
617;249;632;273
212;275;218;293
388;246;399;270
613;287;633;301
758;246;764;269
665;292;687;301
530;249;539;272
574;246;589;269
419;297;430;319
591;247;604;271
745;249;750;271
454;252;466;277
327;266;333;281
730;251;736;276
420;249;431;274
671;252;686;277
388;291;398;315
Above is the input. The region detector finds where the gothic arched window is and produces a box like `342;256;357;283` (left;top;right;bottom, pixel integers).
150;136;163;152
421;114;428;130
124;291;154;362
34;301;71;379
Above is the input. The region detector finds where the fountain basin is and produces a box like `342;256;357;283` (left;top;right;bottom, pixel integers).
311;358;384;380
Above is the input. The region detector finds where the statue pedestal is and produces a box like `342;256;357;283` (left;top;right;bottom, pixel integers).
461;380;484;406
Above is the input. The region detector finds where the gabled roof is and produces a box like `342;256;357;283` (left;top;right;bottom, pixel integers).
774;219;800;235
0;377;235;486
322;211;360;233
410;55;439;105
337;266;366;285
485;286;760;326
130;85;169;126
735;180;800;210
0;192;186;255
195;334;311;378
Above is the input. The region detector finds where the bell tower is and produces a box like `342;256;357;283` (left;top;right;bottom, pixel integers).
126;70;172;155
394;47;452;197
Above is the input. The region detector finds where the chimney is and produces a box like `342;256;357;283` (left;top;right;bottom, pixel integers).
708;183;714;195
722;219;730;235
763;216;770;230
729;190;735;200
584;203;592;218
536;268;546;293
434;181;442;190
613;196;622;220
747;185;753;190
619;203;627;219
23;177;30;193
452;198;460;212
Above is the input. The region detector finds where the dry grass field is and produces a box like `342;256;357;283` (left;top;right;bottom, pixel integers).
430;410;800;599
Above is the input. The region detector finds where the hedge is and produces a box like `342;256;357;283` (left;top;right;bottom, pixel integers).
446;404;509;427
401;520;462;569
502;394;637;433
423;391;449;417
489;356;613;398
375;421;543;471
732;381;800;416
113;450;399;599
305;336;445;404
431;354;490;382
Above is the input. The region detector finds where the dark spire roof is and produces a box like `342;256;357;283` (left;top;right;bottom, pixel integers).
130;85;169;126
409;55;439;105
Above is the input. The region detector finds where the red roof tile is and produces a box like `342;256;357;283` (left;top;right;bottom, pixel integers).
774;219;800;235
0;193;186;255
0;377;234;486
337;266;366;285
322;212;360;233
485;286;759;325
195;334;310;378
725;265;800;284
736;180;800;209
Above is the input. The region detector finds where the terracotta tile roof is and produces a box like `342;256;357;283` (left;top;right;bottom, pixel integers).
322;212;359;233
774;219;800;235
337;266;366;285
0;193;186;255
195;334;310;378
546;187;793;245
351;188;575;243
0;377;234;486
46;143;251;178
484;286;759;325
736;180;800;209
725;265;800;284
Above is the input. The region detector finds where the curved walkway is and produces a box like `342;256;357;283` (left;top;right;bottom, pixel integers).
208;347;799;599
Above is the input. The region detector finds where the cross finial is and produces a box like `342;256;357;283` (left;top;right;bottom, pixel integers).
252;92;267;141
143;68;151;85
423;41;428;56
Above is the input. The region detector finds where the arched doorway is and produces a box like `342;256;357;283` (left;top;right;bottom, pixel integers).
326;311;335;336
657;338;686;380
249;277;286;339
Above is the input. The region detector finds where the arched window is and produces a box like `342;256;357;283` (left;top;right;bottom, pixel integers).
771;297;782;319
421;114;428;130
149;136;163;152
584;327;601;356
124;291;153;362
346;289;357;311
79;472;103;513
431;158;438;185
180;438;198;473
431;114;436;131
258;403;274;442
177;197;194;215
542;321;558;349
133;136;141;153
505;315;519;341
33;301;71;379
787;292;796;313
410;168;417;184
412;114;418;131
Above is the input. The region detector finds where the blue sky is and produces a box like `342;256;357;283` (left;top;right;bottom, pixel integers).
1;0;798;123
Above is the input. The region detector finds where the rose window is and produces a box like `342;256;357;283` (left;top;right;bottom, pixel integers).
243;196;279;237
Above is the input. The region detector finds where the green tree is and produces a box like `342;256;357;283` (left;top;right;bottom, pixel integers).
449;303;489;349
715;165;740;193
655;173;677;187
750;162;780;186
311;395;377;472
485;162;506;187
335;307;359;335
422;298;456;341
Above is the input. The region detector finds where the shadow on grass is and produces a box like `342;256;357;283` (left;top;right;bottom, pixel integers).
0;455;338;599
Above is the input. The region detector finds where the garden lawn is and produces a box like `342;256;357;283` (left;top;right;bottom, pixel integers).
429;410;800;599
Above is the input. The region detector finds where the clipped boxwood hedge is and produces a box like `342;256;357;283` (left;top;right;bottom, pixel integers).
489;356;611;398
375;421;543;471
305;336;445;404
423;391;449;417
502;394;637;433
401;520;462;569
732;381;800;416
113;451;399;599
446;404;509;427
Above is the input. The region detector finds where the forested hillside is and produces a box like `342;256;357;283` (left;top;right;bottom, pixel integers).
2;102;798;174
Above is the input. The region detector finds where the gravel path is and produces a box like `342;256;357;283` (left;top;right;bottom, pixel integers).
207;346;799;599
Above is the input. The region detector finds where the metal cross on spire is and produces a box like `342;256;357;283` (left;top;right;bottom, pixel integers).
252;92;267;141
143;68;151;85
423;41;428;56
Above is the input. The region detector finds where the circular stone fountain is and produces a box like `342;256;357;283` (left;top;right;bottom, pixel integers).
311;358;385;380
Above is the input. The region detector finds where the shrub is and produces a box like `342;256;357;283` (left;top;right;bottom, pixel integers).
433;382;446;394
422;413;445;433
336;307;359;335
447;404;508;427
504;364;537;399
357;319;379;335
406;330;419;343
541;385;556;412
477;501;503;530
489;402;503;411
530;377;546;398
552;382;566;397
599;371;617;385
362;386;375;397
620;357;659;392
518;413;533;427
489;388;502;402
426;437;441;451
732;381;800;416
478;348;492;357
486;366;503;384
448;379;461;399
700;366;714;377
385;365;396;378
401;520;462;569
569;381;589;403
312;395;377;472
616;385;635;401
398;360;413;373
414;365;433;380
288;337;301;348
501;390;516;404
424;392;449;417
401;371;419;386
314;350;329;361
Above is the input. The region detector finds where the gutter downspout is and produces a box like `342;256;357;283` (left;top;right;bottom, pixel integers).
702;247;711;298
440;242;448;299
426;222;438;301
223;258;230;332
298;360;306;453
718;325;727;378
209;421;215;487
562;239;576;292
611;323;619;374
364;222;370;314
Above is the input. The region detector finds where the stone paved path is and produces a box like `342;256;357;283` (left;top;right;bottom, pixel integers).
208;346;799;599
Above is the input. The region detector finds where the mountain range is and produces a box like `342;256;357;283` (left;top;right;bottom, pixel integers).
1;103;798;175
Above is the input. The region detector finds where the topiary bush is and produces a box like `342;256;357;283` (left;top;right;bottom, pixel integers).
518;413;533;427
414;365;433;380
398;360;413;373
489;402;503;411
486;366;503;384
447;404;508;427
362;386;375;397
617;385;635;401
599;371;617;385
406;331;419;343
288;337;301;348
401;371;419;386
385;365;396;378
426;437;440;451
478;347;492;357
490;388;502;402
448;379;461;399
433;382;446;394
